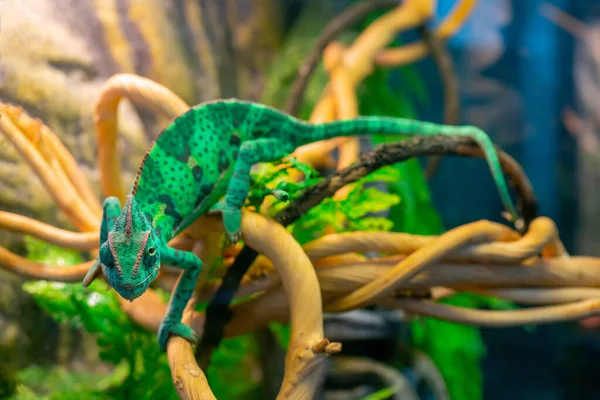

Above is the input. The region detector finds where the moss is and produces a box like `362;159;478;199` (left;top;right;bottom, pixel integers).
127;0;196;104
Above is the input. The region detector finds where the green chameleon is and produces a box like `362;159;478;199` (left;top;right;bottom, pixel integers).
82;99;517;351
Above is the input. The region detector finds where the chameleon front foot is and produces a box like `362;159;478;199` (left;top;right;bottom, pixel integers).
268;188;290;202
208;201;243;244
158;318;198;351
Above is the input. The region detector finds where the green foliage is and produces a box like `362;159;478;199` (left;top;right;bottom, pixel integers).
15;364;127;399
358;67;444;236
361;386;401;400
15;238;262;399
247;156;405;245
410;294;516;400
261;0;359;120
23;236;84;266
0;360;18;399
206;335;263;399
268;322;291;350
290;170;401;244
21;279;177;399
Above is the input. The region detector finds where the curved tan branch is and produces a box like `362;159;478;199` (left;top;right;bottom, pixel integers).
240;210;340;399
42;123;103;217
122;250;600;361
0;211;98;250
323;41;361;200
324;220;519;312
374;0;478;67
0;247;94;281
1;103;102;217
303;216;559;265
469;287;600;305
167;242;216;400
389;298;600;327
329;356;420;400
0;105;99;231
94;73;189;202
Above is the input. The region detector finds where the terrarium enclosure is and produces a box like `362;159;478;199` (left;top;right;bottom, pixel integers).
0;0;599;399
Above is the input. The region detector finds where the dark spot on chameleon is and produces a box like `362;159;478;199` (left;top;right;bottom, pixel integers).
217;150;229;173
200;183;215;194
230;134;241;147
191;165;203;182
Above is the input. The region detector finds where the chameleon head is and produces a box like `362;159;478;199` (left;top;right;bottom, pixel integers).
99;195;161;301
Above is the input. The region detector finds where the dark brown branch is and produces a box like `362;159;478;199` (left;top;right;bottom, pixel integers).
276;138;534;228
420;24;461;179
196;134;537;369
458;146;538;231
284;0;400;116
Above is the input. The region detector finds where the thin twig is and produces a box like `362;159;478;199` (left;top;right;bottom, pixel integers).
420;23;460;179
391;298;600;327
284;0;400;116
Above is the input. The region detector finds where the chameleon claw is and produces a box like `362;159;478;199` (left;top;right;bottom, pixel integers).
82;257;102;293
158;318;198;352
209;201;243;244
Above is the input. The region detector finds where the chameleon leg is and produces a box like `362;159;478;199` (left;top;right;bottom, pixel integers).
209;138;289;243
157;246;203;351
82;196;122;289
99;196;123;243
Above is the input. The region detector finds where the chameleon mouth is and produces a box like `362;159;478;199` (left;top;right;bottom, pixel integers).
130;265;160;289
115;265;160;302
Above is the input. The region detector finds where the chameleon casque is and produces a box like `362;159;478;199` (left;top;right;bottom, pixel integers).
83;99;518;351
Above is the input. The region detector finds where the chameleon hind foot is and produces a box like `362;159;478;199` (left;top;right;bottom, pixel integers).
209;201;243;244
158;318;198;351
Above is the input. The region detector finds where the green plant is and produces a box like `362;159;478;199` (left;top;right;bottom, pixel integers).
410;294;516;400
12;238;262;399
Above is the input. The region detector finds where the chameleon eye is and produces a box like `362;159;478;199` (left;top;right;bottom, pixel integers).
148;247;156;256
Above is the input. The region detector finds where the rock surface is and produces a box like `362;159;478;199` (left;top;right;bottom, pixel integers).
0;0;283;231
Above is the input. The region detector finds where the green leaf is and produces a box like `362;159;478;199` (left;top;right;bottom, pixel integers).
207;334;263;399
7;384;48;400
342;187;400;220
358;166;404;183
268;322;291;349
348;216;394;232
360;386;401;400
15;365;118;399
23;236;83;265
397;65;430;106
